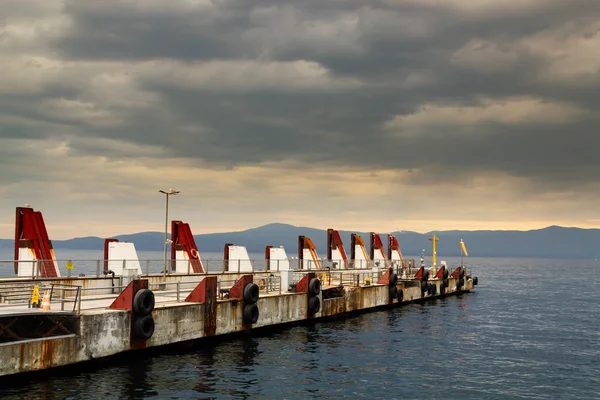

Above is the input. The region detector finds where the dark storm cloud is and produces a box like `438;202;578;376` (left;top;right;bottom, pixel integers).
4;0;600;189
56;1;246;60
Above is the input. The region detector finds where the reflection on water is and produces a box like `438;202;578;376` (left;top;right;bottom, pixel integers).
0;258;599;399
121;355;159;400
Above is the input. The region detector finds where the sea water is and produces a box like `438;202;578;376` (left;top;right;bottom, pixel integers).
0;255;598;399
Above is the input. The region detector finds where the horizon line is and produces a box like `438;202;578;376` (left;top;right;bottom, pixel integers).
2;222;595;241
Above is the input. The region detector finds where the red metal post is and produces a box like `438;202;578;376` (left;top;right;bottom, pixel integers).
185;276;217;303
297;236;304;269
109;279;149;310
377;267;393;285
435;265;445;279
229;275;254;299
414;266;424;280
295;272;315;293
109;279;151;349
14;207;58;277
171;220;204;273
185;276;218;336
265;246;273;271
104;239;118;274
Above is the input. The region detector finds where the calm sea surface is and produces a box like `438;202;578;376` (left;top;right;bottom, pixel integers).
0;253;598;399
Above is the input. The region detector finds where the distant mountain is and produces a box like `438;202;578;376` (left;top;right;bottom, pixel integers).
2;223;599;259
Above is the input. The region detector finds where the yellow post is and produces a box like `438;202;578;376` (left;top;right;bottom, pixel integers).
429;235;438;274
31;285;40;308
460;239;469;267
66;259;74;278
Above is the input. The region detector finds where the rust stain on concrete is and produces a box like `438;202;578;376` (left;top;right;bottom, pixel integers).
40;340;53;369
19;344;24;372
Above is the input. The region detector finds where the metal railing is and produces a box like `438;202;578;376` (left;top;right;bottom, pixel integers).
3;257;464;280
0;256;474;313
0;281;82;312
49;284;82;313
253;274;281;294
0;282;43;305
290;269;385;288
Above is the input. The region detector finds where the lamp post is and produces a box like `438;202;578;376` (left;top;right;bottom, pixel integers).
159;188;179;280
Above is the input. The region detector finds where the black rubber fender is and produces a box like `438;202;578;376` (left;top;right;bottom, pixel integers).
243;283;259;304
389;285;398;299
459;268;465;278
396;289;403;302
443;268;449;279
430;283;437;295
133;289;155;316
458;278;464;288
243;303;259;324
308;278;321;296
308;296;321;314
442;278;449;288
440;285;445;295
389;273;398;287
422;270;429;282
473;276;479;286
133;314;155;340
421;280;428;291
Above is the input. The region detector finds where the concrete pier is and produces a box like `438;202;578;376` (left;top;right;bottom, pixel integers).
0;266;476;377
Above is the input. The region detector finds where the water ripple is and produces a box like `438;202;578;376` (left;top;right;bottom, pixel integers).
1;257;599;399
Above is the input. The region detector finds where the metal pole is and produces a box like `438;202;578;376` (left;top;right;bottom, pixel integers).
163;193;168;280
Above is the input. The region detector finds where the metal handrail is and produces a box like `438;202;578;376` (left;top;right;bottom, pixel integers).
3;257;459;280
0;258;474;313
50;283;81;312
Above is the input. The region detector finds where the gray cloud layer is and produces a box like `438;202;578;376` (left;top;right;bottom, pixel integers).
1;0;600;237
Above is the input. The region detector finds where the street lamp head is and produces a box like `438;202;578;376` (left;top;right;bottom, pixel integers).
159;188;180;195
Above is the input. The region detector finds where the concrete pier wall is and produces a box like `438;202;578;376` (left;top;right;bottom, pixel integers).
0;276;475;377
253;294;308;329
149;304;204;346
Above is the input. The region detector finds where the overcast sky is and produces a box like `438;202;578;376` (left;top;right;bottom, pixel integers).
1;0;599;239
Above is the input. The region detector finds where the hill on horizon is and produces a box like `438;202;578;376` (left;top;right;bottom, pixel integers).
1;223;599;259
